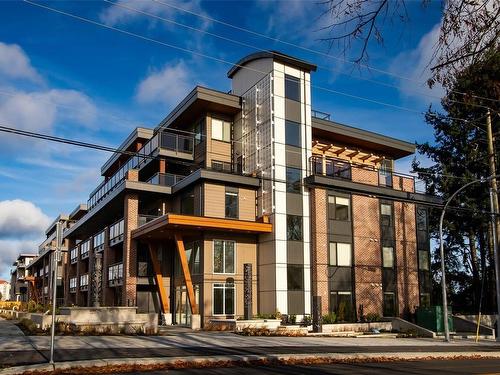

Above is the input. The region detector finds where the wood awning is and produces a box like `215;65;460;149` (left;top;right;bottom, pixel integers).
132;214;272;240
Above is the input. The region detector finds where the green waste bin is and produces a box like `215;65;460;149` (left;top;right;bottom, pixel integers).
416;306;454;333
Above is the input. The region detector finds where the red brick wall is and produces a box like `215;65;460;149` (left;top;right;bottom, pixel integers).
310;187;329;314
351;167;378;186
352;194;383;316
394;201;419;316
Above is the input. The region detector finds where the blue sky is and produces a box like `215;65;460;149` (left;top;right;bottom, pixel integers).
0;0;444;279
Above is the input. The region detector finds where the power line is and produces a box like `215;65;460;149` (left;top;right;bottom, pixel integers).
151;0;500;105
23;0;485;128
106;0;492;112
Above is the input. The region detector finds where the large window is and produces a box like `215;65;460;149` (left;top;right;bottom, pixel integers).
213;283;235;315
213;240;235;274
285;120;301;147
379;159;393;187
382;246;394;268
328;195;350;221
225;190;238;219
287;215;303;241
383;292;396;316
418;250;430;271
287;264;304;291
329;291;352;321
286;167;301;193
211;118;231;142
285;74;300;101
185;241;201;274
329;242;352;266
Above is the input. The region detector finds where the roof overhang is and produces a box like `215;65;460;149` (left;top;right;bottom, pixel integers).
312;117;415;159
227;51;317;78
155;86;241;133
132;214;272;240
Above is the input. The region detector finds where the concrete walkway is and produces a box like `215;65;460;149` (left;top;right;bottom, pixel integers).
1;317;499;374
0;317;24;337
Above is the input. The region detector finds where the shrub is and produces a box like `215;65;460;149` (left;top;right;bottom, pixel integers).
239;327;271;336
322;312;337;324
18;318;39;334
300;315;312;326
288;314;297;325
27;300;37;313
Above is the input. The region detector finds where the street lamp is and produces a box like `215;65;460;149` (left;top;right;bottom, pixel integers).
439;175;500;342
49;220;62;364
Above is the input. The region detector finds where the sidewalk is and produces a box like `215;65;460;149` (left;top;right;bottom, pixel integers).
1;317;499;374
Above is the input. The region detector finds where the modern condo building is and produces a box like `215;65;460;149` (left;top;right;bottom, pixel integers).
60;51;438;327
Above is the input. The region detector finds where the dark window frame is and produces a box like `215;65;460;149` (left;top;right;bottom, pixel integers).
285;74;301;102
287;214;303;241
287;264;304;291
224;189;239;219
285;119;301;147
286;167;302;193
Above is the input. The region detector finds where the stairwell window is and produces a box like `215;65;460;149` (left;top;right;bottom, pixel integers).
211;118;231;142
213;240;235;274
329;242;352;267
225;189;238;219
287;215;303;241
285;74;300;102
382;246;395;268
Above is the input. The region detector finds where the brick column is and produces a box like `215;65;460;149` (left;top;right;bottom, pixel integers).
310;187;329;314
122;189;139;306
352;195;383;316
394;201;419;318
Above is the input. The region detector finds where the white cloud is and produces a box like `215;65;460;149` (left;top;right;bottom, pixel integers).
136;60;193;107
0;199;50;239
389;23;444;104
100;0;210;29
0;42;42;83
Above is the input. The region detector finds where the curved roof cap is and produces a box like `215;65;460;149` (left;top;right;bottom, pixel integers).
227;51;317;78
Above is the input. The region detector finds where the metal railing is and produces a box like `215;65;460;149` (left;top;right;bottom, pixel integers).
160;132;194;154
79;274;89;291
312;109;331;121
108;263;123;287
138;214;161;227
310;155;352;180
69;277;77;293
147;172;185;187
109;218;124;244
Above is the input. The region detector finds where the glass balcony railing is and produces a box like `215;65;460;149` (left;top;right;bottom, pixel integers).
109;218;124;244
87;131;194;211
310;155;352;180
80;274;89;291
147;172;185;187
138;214;161;227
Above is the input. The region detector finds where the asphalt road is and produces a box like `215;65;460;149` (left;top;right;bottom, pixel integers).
117;360;500;374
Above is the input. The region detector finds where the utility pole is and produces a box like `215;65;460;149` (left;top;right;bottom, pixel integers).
49;220;62;364
485;108;500;341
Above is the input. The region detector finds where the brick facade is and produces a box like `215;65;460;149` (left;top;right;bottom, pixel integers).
122;191;138;306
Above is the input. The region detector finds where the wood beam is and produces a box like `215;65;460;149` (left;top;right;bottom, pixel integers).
346;150;360;158
359;153;373;161
148;242;169;314
174;234;199;315
332;146;346;156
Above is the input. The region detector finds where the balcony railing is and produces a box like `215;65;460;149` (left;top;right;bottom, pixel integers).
69;277;77;293
108;263;123;287
87;131;194;212
109;218;124;245
80;274;89;291
310;155;425;193
147;172;185;187
138;214;161;227
312;109;331;121
70;248;78;264
93;230;105;252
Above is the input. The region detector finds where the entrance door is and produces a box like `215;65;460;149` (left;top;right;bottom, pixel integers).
175;285;199;326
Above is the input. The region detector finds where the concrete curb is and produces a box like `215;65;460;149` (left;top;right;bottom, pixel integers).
2;352;500;375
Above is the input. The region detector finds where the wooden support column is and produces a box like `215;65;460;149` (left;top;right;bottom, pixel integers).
148;242;169;314
174;234;199;314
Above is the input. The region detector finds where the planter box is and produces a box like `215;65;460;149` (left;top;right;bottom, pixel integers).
208;319;282;332
322;321;392;333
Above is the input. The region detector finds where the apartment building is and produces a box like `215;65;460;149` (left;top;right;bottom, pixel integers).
26;214;75;306
10;254;37;302
62;51;438;327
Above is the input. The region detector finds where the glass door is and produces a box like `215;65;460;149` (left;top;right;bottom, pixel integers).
175;285;199;326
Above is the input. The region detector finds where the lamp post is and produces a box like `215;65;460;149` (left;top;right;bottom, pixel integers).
49;220;62;364
439;175;500;342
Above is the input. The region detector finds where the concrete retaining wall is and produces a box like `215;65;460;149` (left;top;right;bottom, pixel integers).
322;322;392;333
456;314;497;328
391;317;436;338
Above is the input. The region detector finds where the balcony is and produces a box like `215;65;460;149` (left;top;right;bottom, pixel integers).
69;277;77;293
87;131;194;212
311;155;352;180
93;230;105;252
80;241;90;260
70;248;78;264
147;172;185;187
138;214;161;227
80;274;89;291
109;219;124;246
108;263;123;287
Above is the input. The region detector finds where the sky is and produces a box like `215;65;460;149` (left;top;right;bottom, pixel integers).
0;0;445;280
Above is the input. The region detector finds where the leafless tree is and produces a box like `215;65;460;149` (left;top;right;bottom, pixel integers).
320;0;500;87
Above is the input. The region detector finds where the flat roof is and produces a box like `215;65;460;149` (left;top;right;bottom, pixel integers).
101;127;154;176
312;117;415;159
69;204;88;221
45;214;70;236
227;51;317;78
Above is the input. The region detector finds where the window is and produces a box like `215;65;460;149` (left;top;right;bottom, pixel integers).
193;119;204;145
181;190;195;215
418;250;430;271
285;74;300;101
185;241;201;274
329;242;352;266
286;167;301;193
213;283;235;315
379;159;393;187
380;203;393;227
417;208;427;231
80;240;90;258
329;291;353;321
382;246;394;268
383;292;396;316
328;196;350;221
285;120;301;147
287;215;303;241
287;264;304;291
225;190;238;219
93;231;105;249
213;240;235;274
211;118;231;142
